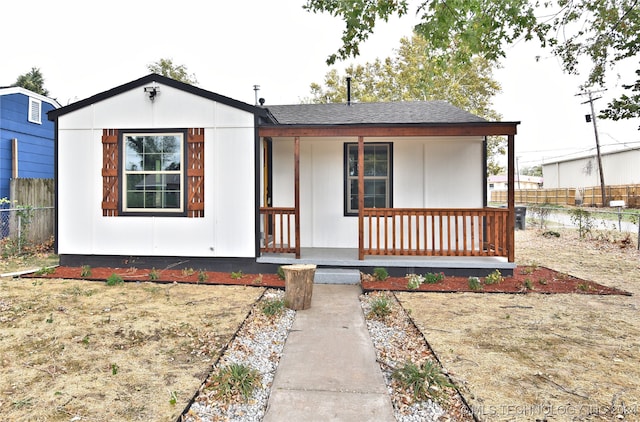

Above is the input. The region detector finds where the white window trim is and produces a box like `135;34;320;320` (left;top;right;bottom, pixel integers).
28;97;42;124
122;132;185;214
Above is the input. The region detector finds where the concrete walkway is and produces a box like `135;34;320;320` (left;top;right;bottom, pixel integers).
263;284;395;422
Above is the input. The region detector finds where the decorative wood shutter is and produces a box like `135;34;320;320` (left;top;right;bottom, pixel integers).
187;128;205;217
102;129;119;216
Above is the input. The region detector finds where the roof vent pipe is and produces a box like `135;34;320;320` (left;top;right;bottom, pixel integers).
346;76;351;106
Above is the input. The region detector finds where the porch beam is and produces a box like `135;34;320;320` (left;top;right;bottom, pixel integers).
358;136;365;260
259;123;518;138
294;136;301;259
507;134;515;262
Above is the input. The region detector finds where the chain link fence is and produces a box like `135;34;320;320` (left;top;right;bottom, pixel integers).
524;204;640;249
0;206;54;250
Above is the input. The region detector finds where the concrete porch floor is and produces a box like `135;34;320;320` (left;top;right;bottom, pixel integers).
257;247;515;277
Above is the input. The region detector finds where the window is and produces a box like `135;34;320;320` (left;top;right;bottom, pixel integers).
344;143;392;216
122;131;185;214
28;97;41;124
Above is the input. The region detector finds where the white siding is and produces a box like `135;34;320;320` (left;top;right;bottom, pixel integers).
270;136;484;248
57;82;256;257
543;148;640;188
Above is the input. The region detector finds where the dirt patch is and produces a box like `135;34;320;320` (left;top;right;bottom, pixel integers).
397;229;640;421
0;278;264;421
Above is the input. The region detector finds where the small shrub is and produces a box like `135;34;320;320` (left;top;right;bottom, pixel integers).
207;363;261;402
519;266;535;275
277;266;285;280
484;269;503;285
198;270;208;283
80;265;92;277
261;298;285;316
231;270;244;279
34;266;55;276
538;278;548;285
406;273;424;290
523;279;534;290
368;295;392;319
542;230;561;238
106;273;124;286
423;272;445;284
577;282;591;292
149;268;159;281
373;267;389;281
392;360;454;403
169;391;178;406
181;268;195;276
111;363;119;375
468;276;482;291
569;208;594;238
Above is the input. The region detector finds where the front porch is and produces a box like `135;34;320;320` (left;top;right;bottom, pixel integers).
258;113;519;275
257;247;515;277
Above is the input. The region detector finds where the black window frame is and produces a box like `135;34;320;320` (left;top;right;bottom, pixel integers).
343;142;393;217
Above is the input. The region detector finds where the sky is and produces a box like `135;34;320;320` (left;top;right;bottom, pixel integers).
3;0;638;170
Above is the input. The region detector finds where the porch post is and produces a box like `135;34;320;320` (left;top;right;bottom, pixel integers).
358;136;364;260
507;134;515;262
294;136;301;259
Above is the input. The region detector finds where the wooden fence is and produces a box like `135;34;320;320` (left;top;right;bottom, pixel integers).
7;178;54;243
491;188;576;205
579;185;640;208
491;184;640;208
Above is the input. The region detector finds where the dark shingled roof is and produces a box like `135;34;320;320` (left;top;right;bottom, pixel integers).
264;101;487;125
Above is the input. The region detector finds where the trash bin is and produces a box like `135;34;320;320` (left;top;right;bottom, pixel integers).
515;206;527;230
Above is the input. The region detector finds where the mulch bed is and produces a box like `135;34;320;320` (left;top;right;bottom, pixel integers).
361;266;632;295
26;266;285;288
26;265;631;295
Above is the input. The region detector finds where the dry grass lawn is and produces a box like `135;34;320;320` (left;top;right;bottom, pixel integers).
398;229;640;421
0;278;263;421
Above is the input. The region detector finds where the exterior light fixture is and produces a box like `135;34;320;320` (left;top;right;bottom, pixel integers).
144;86;159;101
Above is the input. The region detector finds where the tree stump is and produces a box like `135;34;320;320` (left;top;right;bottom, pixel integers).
282;264;316;310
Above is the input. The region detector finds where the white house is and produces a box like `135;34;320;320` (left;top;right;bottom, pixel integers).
48;74;520;276
488;174;543;201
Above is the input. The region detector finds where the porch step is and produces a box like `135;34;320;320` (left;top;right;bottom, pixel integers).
314;268;361;285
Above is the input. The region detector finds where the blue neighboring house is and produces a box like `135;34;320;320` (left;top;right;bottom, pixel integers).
0;87;60;200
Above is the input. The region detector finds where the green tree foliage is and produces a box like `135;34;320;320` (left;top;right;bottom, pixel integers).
303;0;640;89
520;165;543;177
307;34;506;174
147;58;198;85
600;65;640;129
13;67;49;96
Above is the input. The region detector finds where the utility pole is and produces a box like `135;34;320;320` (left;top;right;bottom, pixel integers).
577;89;607;207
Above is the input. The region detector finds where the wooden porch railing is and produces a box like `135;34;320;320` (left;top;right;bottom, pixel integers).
361;207;510;258
260;207;298;255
